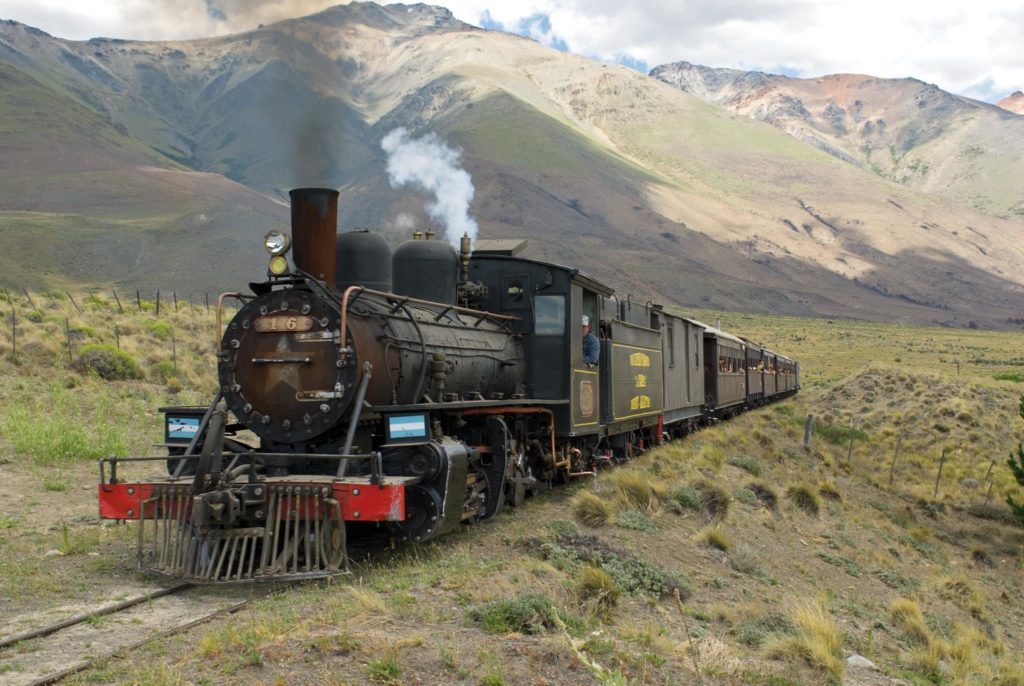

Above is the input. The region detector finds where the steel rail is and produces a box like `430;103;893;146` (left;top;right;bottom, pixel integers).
0;582;193;650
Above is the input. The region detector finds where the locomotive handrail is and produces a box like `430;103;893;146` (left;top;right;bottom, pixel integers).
215;292;254;351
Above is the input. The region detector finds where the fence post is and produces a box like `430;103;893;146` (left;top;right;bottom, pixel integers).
23;288;40;314
934;447;948;499
803;414;814;448
115;325;120;350
112;289;124;314
136;290;142;311
846;418;857;465
173;292;178;312
188;292;194;313
65;317;73;365
155;290;161;317
983;459;996;505
65;290;82;314
204;292;209;312
888;434;903;486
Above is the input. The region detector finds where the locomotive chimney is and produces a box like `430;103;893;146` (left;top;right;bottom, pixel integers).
289;188;339;288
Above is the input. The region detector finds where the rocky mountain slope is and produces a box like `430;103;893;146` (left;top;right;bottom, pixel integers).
650;62;1024;219
998;90;1024;115
1;4;1023;327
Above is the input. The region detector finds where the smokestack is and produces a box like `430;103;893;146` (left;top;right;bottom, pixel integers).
289;188;339;288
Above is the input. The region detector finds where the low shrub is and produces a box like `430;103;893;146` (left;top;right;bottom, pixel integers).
696;479;731;522
73;345;143;380
615;510;657;532
727;454;763;477
467;594;579;635
670;484;702;510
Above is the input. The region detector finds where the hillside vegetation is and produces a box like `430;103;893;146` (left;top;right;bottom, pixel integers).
1;292;1023;684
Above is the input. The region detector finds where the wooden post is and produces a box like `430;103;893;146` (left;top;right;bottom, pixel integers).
65;317;73;365
112;289;124;314
155;290;161;316
934;447;948;499
803;414;814;448
136;290;141;311
983;459;996;505
23;288;40;314
65;290;82;314
188;292;194;313
173;292;178;312
114;325;120;350
846;418;857;465
204;292;209;312
888;435;903;486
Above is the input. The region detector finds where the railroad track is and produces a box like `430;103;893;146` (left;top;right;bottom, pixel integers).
0;582;281;686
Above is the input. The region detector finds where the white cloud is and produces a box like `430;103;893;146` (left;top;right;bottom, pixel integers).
0;0;1020;100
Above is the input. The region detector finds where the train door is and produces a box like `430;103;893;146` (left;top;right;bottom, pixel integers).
570;284;601;432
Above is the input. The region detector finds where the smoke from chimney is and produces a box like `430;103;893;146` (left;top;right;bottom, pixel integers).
381;127;479;249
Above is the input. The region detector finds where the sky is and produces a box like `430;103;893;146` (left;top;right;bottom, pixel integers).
0;0;1020;103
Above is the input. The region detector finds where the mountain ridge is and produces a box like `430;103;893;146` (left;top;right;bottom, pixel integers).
0;3;1022;328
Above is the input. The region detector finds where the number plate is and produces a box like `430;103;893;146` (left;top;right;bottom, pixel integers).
254;315;314;333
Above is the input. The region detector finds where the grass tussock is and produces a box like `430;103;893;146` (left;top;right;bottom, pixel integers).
572;491;614;527
605;469;667;511
818;478;841;501
937;574;989;620
764;600;844;682
696;479;731;522
787;483;821;516
726;454;763;477
891;597;932;644
698;526;732;551
577;565;620;611
747;481;778;511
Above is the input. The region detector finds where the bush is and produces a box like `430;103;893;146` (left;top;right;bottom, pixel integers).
727;454;763;477
149;360;178;384
72;345;143;380
615;510;657;532
787;483;821;516
670;484;702;510
467;594;578;635
145;320;172;340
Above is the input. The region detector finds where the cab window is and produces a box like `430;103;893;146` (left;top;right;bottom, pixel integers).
534;295;565;335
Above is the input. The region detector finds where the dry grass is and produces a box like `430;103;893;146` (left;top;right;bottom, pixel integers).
572;490;614;527
937;574;989;620
764;600;844;682
891;597;931;644
697;526;732;551
787;483;821;516
604;468;667;512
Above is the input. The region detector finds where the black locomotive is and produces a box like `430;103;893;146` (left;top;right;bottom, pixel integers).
98;188;799;582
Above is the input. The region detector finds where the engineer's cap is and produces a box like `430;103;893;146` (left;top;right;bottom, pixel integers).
582;315;590;326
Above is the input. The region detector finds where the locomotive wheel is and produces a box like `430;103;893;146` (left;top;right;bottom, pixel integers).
321;518;347;570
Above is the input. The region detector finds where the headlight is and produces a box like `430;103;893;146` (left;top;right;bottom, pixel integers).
268;255;289;275
264;230;291;256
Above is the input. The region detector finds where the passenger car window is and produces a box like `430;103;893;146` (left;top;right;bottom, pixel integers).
534;295;565;335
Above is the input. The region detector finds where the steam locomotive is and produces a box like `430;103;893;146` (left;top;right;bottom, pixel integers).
98;188;799;583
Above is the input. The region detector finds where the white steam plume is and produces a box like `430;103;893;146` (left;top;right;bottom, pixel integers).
381;128;478;249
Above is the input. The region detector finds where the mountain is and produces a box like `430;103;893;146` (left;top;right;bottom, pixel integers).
998;91;1024;115
1;4;1023;328
650;62;1024;219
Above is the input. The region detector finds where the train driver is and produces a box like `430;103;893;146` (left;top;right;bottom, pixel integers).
582;315;600;365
